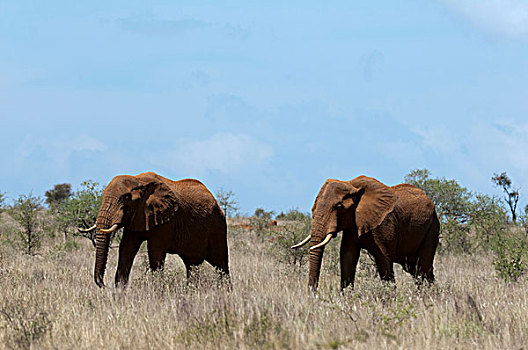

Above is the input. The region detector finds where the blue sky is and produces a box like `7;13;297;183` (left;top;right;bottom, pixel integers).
2;1;528;214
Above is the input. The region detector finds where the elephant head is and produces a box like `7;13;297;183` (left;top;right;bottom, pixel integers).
292;176;396;291
92;172;178;287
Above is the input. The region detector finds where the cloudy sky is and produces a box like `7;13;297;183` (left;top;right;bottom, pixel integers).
1;1;528;213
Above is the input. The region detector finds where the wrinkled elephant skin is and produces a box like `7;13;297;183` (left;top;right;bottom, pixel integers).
305;176;439;292
92;172;229;288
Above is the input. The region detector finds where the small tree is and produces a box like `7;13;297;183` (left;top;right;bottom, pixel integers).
9;194;45;255
56;180;103;244
250;208;275;234
492;172;519;223
44;183;72;208
469;194;508;249
0;191;6;213
215;188;239;218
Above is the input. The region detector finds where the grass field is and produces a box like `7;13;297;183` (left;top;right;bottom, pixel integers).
0;223;527;349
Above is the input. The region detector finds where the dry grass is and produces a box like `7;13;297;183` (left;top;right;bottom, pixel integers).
0;225;527;349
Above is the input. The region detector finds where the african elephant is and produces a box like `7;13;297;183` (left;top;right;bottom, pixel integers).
292;176;439;292
79;172;229;288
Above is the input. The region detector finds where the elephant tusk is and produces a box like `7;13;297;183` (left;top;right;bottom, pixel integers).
291;235;311;249
77;224;97;233
310;233;333;250
100;224;119;234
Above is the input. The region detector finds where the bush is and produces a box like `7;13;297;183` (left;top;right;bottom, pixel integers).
269;216;311;267
470;194;508;250
250;208;275;234
9;194;47;255
44;183;72;208
492;230;527;281
54;180;102;245
0;191;6;213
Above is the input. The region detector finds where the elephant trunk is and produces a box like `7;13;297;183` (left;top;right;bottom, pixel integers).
308;216;328;292
94;197;120;288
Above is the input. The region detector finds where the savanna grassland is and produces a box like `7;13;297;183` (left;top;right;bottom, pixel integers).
0;215;527;350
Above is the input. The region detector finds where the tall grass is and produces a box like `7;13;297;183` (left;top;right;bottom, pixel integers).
0;225;526;349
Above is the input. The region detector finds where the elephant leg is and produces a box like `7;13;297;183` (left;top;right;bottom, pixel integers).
115;234;143;288
147;241;167;271
207;256;231;288
416;232;439;283
413;216;440;284
181;256;204;286
340;231;360;290
402;258;417;277
369;245;394;282
206;248;230;277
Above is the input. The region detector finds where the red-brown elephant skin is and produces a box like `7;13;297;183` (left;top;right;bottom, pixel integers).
84;172;229;288
293;175;439;292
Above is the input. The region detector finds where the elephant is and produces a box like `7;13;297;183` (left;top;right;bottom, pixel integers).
79;172;229;288
292;175;439;292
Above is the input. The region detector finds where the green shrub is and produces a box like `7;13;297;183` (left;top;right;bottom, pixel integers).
250;208;275;235
8;194;47;255
0;191;6;213
492;231;526;281
269;217;311;267
54;180;102;244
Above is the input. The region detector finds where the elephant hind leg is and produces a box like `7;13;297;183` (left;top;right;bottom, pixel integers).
206;254;230;286
205;235;230;279
416;217;440;283
205;245;230;289
401;258;417;277
181;256;204;286
369;246;395;283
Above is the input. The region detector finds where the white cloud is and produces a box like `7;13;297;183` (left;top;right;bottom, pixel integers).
412;126;463;154
440;0;528;39
10;135;107;174
409;119;528;195
475;120;528;172
25;135;106;157
159;133;273;175
71;135;107;153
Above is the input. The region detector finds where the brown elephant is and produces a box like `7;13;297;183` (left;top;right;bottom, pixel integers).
79;172;229;288
292;176;439;292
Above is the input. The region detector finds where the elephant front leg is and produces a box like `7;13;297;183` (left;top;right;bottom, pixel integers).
115;234;143;288
340;231;360;290
147;241;167;271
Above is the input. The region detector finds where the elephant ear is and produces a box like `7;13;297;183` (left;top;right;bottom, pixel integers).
352;176;397;236
129;174;179;231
